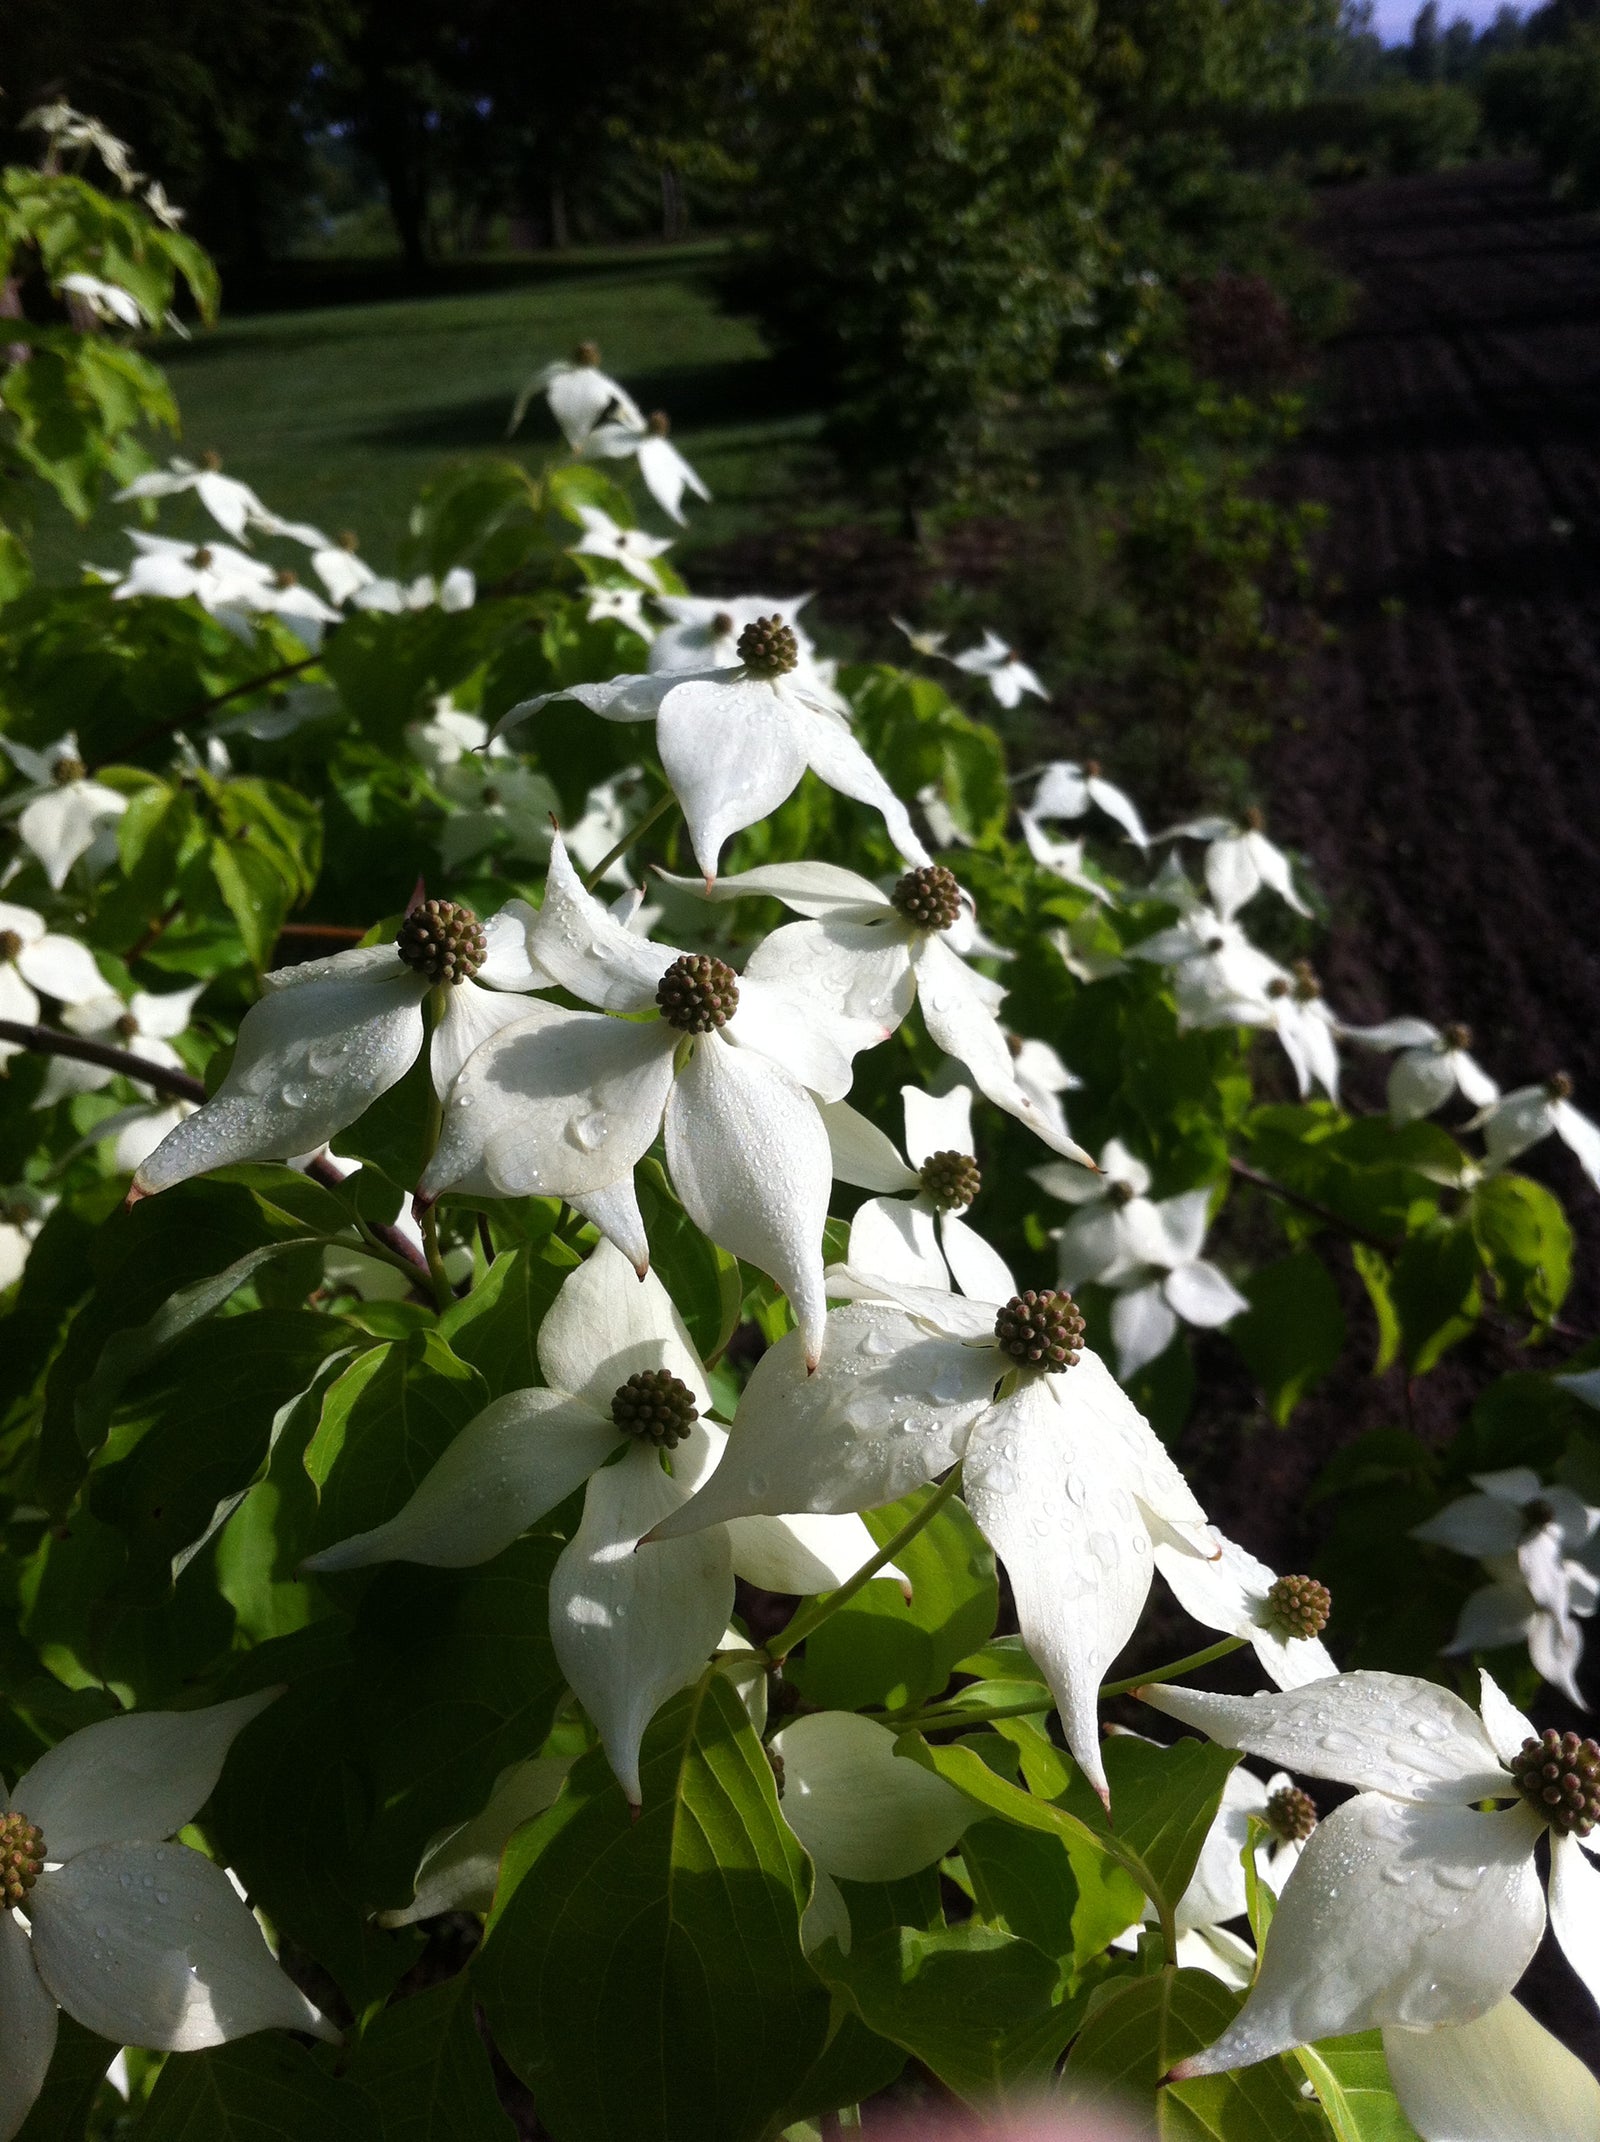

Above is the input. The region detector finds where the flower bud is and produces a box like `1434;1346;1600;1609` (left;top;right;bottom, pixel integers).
395;899;488;986
610;1368;698;1449
994;1288;1085;1371
1264;1573;1331;1640
891;865;963;933
51;754;86;786
1511;1730;1600;1837
736;615;799;678
921;1150;981;1212
0;1812;45;1908
656;954;739;1034
1265;1784;1316;1843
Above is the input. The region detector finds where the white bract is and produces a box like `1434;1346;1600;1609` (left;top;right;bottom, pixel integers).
1017;815;1114;903
1;738;128;891
1342;1015;1499;1124
0;1694;334;2142
1153;1532;1336;1690
0;1190;52;1293
1035;1137;1155;1290
115;458;325;549
107;533;341;641
517;348;643;449
305;1242;891;1803
377;1757;574;1927
135;901;540;1197
498;645;928;885
33;983;202;1106
1413;1467;1600;1707
585;584;651;637
1382;1994;1600;2142
655;860;1090;1161
648;594;833;697
1140;1668;1600;2076
568;505;673;591
1129;906;1281;1031
346;568;475;616
25;102;142;190
59;273;146;329
1264;967;1342;1103
0;903;104;1046
1028;760;1148;848
950;629;1046;708
822;1083;1016;1304
891;617;949;659
423;835;886;1357
652;1269;1219;1799
1157;812;1309;920
585;412;710;526
1472;1078;1600;1193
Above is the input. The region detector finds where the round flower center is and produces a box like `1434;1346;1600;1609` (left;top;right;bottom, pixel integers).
610;1368;698;1449
0;1812;45;1908
115;1012;140;1041
192;547;213;570
767;1747;786;1798
994;1289;1085;1372
1547;1071;1574;1101
1;1200;33;1228
202;448;224;471
1442;1021;1472;1051
395;899;488;986
1244;805;1265;832
1265;1784;1316;1843
1264;1573;1332;1640
273;568;298;591
1510;1730;1600;1836
648;410;671;437
736;615;798;678
574;340;601;366
0;931;22;963
1291;959;1321;1002
339;529;361;552
711;612;734;638
1106;1178;1136;1207
890;865;963;933
921;1149;981;1212
51;755;86;786
1083;759;1101;779
656;953;739;1034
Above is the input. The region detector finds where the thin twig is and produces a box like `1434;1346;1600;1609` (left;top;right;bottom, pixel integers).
1228;1155;1399;1254
100;654;320;767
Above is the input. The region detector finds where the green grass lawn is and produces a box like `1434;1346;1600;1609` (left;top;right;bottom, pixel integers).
31;243;836;583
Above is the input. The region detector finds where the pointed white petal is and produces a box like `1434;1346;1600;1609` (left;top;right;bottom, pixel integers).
1388;1049;1460;1125
126;982;205;1041
1154;1537;1335;1691
1111;1281;1179;1377
772;1713;970;1881
1413;1494;1525;1558
135;967;427;1196
423;1004;675;1199
1179;1764;1270;1933
848;1197;949;1292
1175;1925;1256;1988
665;1036;831;1364
304;1391;618;1574
476;900;544;991
1245;832;1308;915
898;1086;974;1172
652;859;885;917
1383;1996;1600;2142
1548;1830;1600;2007
527;833;674;1012
1555;1101;1600;1191
1343;1016;1441;1050
16;932;103;1004
379;1756;573;1925
1446;1583;1537;1659
655;678;808;881
537;1239;710;1414
724;972;870;1105
1204;837;1261;921
552;1445;734;1805
430;978;541;1098
1086;776;1149;847
800;1864;852;1956
1139;1674;1511;1803
1139;1187;1214;1269
19;785;125;890
14;1693;277;1859
817;1099;919;1194
1053;1205;1139;1291
786;700;930;867
963;1376;1157;1798
1068;1348;1215;1555
725;1510;891;1596
1173;1797;1545;2076
1164;1258;1249;1329
649;1307;994;1533
1453;1052;1499;1109
912;936;1091;1161
938;1212;1016;1303
0;1907;57;2140
1029;763;1090;819
30;1842;336;2049
824;1266;998;1339
743;918;916;1048
570;1175;652;1277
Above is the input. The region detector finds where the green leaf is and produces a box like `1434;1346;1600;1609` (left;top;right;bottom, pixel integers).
345;1977;516;2141
306;1331;487;1547
476;1674;829;2142
1390;1222;1481;1373
440;1236;578;1399
14;2014;116;2142
1100;1733;1244;1929
1470;1172;1573;1327
635;1159;741;1363
1061;1967;1327;2137
960;1815;1092;1967
1350;1244;1400;1374
130;2037;379;2140
209;833;290;969
1296;2034;1422;2142
1230;1250;1345;1424
336;1051;438;1192
792;1484;998;1711
816;1921;1087;2106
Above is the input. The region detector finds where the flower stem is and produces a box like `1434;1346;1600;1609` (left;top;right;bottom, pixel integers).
887;1692;1055;1735
581;788;679;892
417;985;455;1312
768;1468;963;1666
1099;1635;1245;1702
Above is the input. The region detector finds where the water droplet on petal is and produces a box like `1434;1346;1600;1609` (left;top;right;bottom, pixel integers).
565;1107;609;1152
1320;1729;1362;1754
280;1080;312;1109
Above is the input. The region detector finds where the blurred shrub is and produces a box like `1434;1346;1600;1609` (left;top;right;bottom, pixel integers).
1227;83;1483;181
1482;36;1600;204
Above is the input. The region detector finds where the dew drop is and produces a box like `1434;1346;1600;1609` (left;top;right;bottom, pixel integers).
156;1889;170;1906
279;1080;312;1109
1435;1862;1485;1892
1413;1717;1451;1745
565;1107;609;1152
1381;1864;1414;1887
858;1329;896;1359
1319;1729;1361;1755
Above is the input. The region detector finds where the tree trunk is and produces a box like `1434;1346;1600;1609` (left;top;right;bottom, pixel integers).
660;163;686;243
548;178;569;251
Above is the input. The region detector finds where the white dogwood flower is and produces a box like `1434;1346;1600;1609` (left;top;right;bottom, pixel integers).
306;1242;892;1803
1264;963;1342;1103
59;273;146;329
1101;1187;1250;1378
1129;906;1280;1031
25;103;142;190
891;617;949;659
0;1693;335;2141
347;568;474;616
423;834;888;1357
497;617;928;882
951;630;1046;708
1414;1468;1600;1707
1383;1994;1600;2142
654;859;1090;1161
1140;1668;1600;2076
1;739;128;891
135;897;540;1197
1154;1535;1336;1691
1342;1015;1499;1124
586;584;651;637
32;983;201;1106
1157;811;1309;920
0;904;104;1046
115;457;325;548
0;1188;53;1293
653;1271;1219;1799
568;504;673;591
1028;760;1148;848
109;534;340;640
1035;1137;1155;1290
1472;1076;1600;1193
821;1083;1016;1303
648;593;828;686
516;344;643;449
585;411;710;526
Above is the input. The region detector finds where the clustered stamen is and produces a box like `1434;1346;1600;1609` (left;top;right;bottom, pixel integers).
0;1811;45;1908
736;615;799;678
395;899;488;986
890;864;963;933
994;1288;1085;1371
656;953;739;1033
610;1368;699;1449
1264;1573;1332;1640
51;754;86;786
921;1149;981;1211
115;1012;140;1041
1244;805;1265;832
1510;1730;1600;1836
0;931;22;963
1441;1021;1472;1051
1265;1784;1317;1843
1547;1071;1575;1101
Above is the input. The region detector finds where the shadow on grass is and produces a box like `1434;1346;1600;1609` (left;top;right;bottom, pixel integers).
216;242;736;318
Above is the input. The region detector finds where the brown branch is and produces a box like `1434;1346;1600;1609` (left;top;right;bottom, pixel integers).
275;923;366;943
1228;1155;1400;1255
97;654;321;768
0;1019;429;1276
